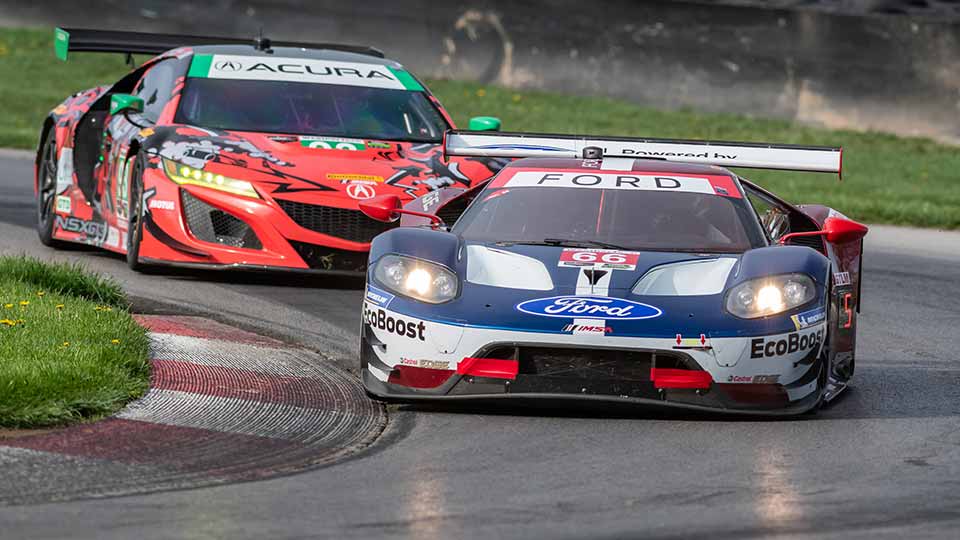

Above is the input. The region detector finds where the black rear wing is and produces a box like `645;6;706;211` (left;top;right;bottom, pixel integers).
53;27;384;61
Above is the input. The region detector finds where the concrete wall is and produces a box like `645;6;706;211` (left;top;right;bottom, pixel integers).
5;0;959;141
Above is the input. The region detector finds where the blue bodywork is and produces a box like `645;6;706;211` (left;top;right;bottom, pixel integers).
367;227;831;339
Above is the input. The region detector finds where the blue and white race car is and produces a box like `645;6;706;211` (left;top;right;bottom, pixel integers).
358;131;867;415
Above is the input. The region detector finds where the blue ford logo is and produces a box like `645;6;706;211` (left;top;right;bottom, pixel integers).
516;296;662;320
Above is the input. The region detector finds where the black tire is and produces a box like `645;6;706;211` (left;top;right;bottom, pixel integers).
36;129;65;248
126;153;148;272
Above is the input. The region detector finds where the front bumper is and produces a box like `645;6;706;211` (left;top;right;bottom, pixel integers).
359;300;827;415
135;170;390;273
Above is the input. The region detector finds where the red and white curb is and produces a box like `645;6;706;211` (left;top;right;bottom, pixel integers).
0;315;385;505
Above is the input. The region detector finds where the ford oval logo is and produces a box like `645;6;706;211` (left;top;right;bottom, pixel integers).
515;296;662;320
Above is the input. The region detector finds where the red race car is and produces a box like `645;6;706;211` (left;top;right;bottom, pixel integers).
36;28;507;273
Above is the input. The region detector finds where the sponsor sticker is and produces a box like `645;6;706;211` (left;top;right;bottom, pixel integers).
504;171;717;195
367;141;392;149
421;191;441;211
365;285;395;308
516;296;662;320
791;306;826;330
562;321;612;335
327;173;384;183
726;374;781;384
55;195;71;214
750;327;824;359
188;54;424;91
55;215;106;238
105;226;120;249
148;199;176;211
558;248;639;271
399;358;450;370
300;137;366;151
673;333;712;350
346;183;376;200
834;271;851;286
363;305;426;341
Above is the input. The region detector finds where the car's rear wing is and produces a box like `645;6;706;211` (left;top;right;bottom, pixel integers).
444;130;842;177
53;27;384;61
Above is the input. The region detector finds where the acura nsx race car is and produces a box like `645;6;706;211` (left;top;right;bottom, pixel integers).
36;28;506;273
358;132;867;415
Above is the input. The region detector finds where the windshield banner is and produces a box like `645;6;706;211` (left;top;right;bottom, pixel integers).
187;54;424;91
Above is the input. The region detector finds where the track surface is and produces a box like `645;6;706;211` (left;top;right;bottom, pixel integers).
2;150;960;539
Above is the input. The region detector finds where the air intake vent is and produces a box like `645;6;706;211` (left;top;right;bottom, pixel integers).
276;199;394;243
181;191;261;249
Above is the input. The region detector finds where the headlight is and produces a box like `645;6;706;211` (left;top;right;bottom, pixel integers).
162;158;260;199
725;273;816;319
373;254;458;304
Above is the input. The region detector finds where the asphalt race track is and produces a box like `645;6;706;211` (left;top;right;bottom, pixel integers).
2;149;960;539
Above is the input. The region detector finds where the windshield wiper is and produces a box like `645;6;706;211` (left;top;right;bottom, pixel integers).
495;238;626;249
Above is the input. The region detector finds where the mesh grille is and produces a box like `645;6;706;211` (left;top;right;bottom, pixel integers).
789;234;825;253
517;347;656;382
181;191;262;249
275;199;394;243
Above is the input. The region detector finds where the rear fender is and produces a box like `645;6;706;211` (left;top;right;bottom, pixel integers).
399;179;492;228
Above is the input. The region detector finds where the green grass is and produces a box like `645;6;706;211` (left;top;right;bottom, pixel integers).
1;27;958;228
0;256;149;428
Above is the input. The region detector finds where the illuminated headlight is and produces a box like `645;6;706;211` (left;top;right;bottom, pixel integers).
373;254;458;304
162;158;260;199
725;273;816;319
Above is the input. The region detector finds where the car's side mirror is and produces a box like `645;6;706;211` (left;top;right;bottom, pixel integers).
110;93;144;116
468;116;502;131
822;216;869;245
359;194;403;223
360;194;446;228
779;216;868;246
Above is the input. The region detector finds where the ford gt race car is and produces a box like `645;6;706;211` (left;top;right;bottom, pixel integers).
358;132;867;415
36;28;506;273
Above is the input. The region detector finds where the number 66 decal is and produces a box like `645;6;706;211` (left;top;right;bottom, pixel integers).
558;249;639;270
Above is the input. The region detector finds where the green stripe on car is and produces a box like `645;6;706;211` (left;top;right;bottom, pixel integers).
187;54;213;78
387;67;424;91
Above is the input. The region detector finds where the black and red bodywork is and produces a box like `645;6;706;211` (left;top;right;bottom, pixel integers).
36;39;507;273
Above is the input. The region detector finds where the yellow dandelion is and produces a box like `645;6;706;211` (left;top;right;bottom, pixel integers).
19;300;29;306
512;94;522;103
3;303;12;309
55;304;65;310
476;88;486;97
111;339;120;344
36;291;46;297
62;341;70;347
94;305;113;312
0;319;16;326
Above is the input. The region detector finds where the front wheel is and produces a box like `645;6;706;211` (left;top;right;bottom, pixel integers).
126;153;148;272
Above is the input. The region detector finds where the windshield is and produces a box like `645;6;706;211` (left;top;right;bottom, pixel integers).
175;78;449;142
452;182;763;252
